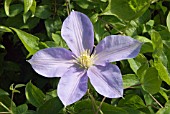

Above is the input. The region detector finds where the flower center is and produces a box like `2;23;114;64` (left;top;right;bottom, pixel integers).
76;50;95;69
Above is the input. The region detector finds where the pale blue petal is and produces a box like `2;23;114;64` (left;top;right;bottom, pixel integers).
61;11;94;56
94;35;142;66
28;48;75;77
87;63;123;98
58;66;88;106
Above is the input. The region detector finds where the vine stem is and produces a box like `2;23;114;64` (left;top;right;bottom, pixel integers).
149;93;163;108
0;102;12;114
87;89;98;113
95;97;106;114
66;0;71;15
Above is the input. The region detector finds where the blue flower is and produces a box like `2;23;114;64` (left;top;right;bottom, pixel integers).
28;11;142;106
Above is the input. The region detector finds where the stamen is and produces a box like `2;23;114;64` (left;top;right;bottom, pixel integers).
74;49;95;69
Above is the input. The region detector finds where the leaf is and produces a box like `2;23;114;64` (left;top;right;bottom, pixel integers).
8;4;23;17
29;0;36;16
128;54;147;74
0;96;16;112
141;67;162;94
25;82;45;108
154;61;170;86
35;5;52;19
0;89;9;96
101;0;150;21
156;101;170;114
137;63;149;78
44;17;62;38
166;12;170;32
24;0;33;14
118;94;146;109
159;88;169;102
14;104;28;114
10;27;39;57
123;74;140;89
74;99;128;114
0;26;12;33
4;2;24;17
37;97;63;114
15;84;25;89
135;36;153;53
4;0;12;16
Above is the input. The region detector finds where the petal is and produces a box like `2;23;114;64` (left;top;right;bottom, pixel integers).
87;63;123;98
61;11;94;56
28;48;75;77
57;66;88;106
94;35;142;65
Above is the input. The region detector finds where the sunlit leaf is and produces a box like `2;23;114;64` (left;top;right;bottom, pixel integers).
4;0;12;16
25;82;45;108
0;89;9;96
154;61;170;86
101;0;150;21
123;74;140;89
156;101;170;114
24;0;33;14
10;27;39;57
166;12;170;32
0;26;12;33
141;67;162;94
37;97;63;114
118;94;146;109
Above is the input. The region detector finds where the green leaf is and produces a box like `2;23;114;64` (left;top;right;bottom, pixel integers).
118;94;145;109
4;2;24;17
37;97;63;114
44;17;62;38
10;27;39;57
123;74;140;89
4;0;12;16
29;0;36;16
94;20;109;42
135;36;153;53
159;88;169;102
151;31;165;60
51;33;67;48
35;5;52;19
25;82;45;108
141;67;162;94
154;61;170;85
128;54;147;74
122;107;146;114
156;101;170;114
8;4;24;17
15;84;25;89
0;26;12;33
166;12;170;32
0;89;9;96
101;0;150;21
74;99;128;114
24;0;33;14
137;62;149;78
0;96;16;112
14;104;28;114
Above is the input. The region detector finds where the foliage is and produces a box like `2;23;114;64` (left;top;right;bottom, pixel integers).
0;0;170;113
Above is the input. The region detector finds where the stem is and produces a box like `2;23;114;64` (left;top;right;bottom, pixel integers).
95;97;106;114
66;0;71;15
0;102;12;113
149;93;163;108
10;91;14;114
87;89;98;113
124;83;142;89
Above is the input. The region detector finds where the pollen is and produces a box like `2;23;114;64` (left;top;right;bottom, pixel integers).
75;50;95;69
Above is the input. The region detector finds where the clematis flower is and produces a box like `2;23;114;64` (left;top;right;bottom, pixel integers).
28;11;142;106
